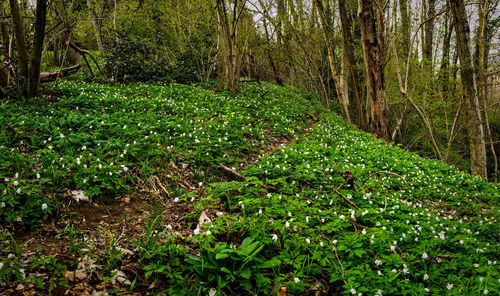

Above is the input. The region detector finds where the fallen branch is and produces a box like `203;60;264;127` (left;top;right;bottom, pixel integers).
219;164;246;181
332;185;359;209
39;63;82;82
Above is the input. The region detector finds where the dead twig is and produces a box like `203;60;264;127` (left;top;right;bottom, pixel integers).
321;235;347;285
219;164;246;180
332;185;359;209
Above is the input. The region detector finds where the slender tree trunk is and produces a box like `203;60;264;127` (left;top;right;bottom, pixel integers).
0;3;9;58
262;16;283;86
357;0;391;141
423;0;435;62
87;0;105;56
314;0;350;121
477;0;497;181
439;3;453;100
450;0;487;177
398;0;410;64
26;0;47;97
339;0;367;130
9;0;29;80
215;0;245;92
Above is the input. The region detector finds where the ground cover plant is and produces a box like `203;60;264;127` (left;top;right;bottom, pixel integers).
0;81;498;295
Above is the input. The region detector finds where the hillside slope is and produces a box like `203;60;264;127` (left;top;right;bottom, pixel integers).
0;81;498;295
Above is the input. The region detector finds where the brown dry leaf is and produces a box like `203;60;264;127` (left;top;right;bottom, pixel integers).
277;286;287;296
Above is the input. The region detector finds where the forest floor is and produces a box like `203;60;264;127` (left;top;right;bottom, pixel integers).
0;81;499;295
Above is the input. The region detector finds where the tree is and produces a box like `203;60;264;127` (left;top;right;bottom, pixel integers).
450;0;487;177
314;0;350;122
339;0;367;130
357;0;390;141
215;0;247;92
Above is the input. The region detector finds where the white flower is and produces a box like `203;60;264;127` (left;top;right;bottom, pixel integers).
422;252;428;259
377;270;382;276
305;238;310;244
484;289;488;294
13;180;18;186
209;288;217;296
294;277;300;283
42;203;48;210
320;242;324;247
285;221;290;228
350;288;356;294
446;283;453;290
391;269;397;273
173;197;179;203
258;209;262;214
376;290;382;296
424;288;429;292
390;245;396;251
362;229;367;235
36;173;41;179
339;215;346;219
205;230;211;235
423;273;429;280
16;188;21;194
193;228;200;235
271;234;278;241
375;259;382;266
332;239;337;244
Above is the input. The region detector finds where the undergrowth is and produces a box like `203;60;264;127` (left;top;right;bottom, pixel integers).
0;81;498;295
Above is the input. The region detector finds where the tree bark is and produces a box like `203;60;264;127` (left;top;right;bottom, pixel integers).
477;0;497;181
423;0;435;62
9;0;29;80
314;0;350;121
26;0;47;97
215;0;245;92
339;0;367;130
398;0;410;63
0;3;9;58
438;3;453;100
450;0;487;177
357;0;391;141
86;0;105;56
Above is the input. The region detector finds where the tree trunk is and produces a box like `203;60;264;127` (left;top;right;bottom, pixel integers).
87;0;105;56
215;0;245;92
339;0;367;130
438;3;453;100
0;3;9;58
357;0;391;141
26;0;47;97
423;0;435;62
261;14;283;86
477;0;497;181
398;0;410;63
314;0;350;121
450;0;487;177
9;0;29;80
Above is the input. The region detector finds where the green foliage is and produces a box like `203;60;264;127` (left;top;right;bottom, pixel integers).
186;237;276;294
103;37;169;82
0;81;315;229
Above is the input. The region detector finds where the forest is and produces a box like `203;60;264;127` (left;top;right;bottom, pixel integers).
0;0;499;295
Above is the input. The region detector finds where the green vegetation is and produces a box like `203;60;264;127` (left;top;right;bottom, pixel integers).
1;81;498;295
